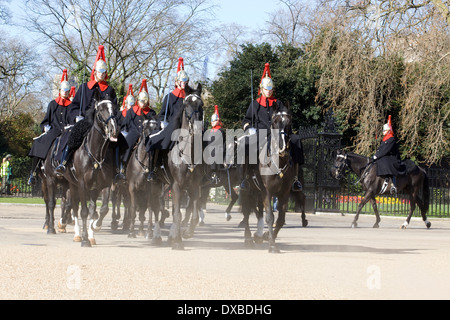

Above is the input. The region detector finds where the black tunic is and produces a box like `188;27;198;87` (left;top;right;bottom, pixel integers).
146;91;185;152
28;99;71;159
68;81;118;123
123;106;156;161
375;137;405;176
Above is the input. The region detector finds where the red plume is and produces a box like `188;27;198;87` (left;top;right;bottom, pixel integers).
177;57;184;72
139;79;148;94
61;69;68;83
258;63;272;96
90;45;108;81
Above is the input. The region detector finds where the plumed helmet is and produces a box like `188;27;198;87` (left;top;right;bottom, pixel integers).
122;84;135;109
60;69;71;92
383;115;393;133
69;86;76;101
137;79;149;104
95;59;107;73
176;57;189;82
211;105;220;122
91;45;108;80
258;63;274;95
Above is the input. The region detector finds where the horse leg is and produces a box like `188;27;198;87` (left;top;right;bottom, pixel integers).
78;189;91;247
168;183;184;250
225;189;238;221
46;180;57;235
297;191;308;227
87;192;99;245
415;195;431;229
274;194;289;239
128;191;138;238
58;188;72;232
41;177;50;230
184;187;200;239
264;194;279;253
138;204;146;237
352;193;373;228
369;198;381;228
111;186;119;231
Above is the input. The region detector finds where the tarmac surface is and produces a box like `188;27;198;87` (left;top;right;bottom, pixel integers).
1;202;450;300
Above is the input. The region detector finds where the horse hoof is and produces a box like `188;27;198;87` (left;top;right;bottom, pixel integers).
253;234;264;244
302;220;308;227
73;235;82;242
111;221;118;231
183;231;194;239
128;233;137;239
426;222;431;229
244;239;254;248
89;238;96;246
351;223;358;228
58;221;67;233
152;237;162;246
47;228;56;235
91;221;101;232
81;240;92;247
199;221;205;226
268;245;280;253
373;224;379;228
172;242;184;250
226;214;231;221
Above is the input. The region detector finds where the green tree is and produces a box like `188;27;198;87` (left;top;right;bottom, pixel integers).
0;113;38;157
210;42;322;130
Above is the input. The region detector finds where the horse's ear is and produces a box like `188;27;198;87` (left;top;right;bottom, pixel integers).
185;83;192;96
196;83;202;95
93;87;101;105
272;100;279;112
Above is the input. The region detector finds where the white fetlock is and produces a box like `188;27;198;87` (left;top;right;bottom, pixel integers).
401;221;409;229
88;219;96;244
73;217;81;242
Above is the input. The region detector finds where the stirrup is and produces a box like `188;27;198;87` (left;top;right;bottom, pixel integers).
147;171;157;182
240;178;250;190
55;164;66;176
390;185;397;195
28;173;37;186
292;180;302;192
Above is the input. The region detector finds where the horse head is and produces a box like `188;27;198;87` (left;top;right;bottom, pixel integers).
332;149;348;179
270;102;292;157
93;90;119;142
182;83;204;134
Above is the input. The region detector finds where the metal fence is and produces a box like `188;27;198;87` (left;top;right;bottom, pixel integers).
1;159;449;218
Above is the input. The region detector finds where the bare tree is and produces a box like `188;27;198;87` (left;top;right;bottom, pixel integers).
0;36;45;119
22;0;215;101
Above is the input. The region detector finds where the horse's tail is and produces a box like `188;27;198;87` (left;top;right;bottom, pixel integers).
421;168;430;214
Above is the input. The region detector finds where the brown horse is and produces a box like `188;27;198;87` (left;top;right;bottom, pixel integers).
166;83;204;250
332;150;431;229
125;117;165;245
62;92;119;246
240;106;297;253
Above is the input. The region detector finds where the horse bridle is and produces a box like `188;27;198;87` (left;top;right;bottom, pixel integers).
178;94;203;172
334;153;348;179
94;100;116;140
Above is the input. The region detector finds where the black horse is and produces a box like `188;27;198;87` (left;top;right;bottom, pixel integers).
332;150;431;229
166;83;204;250
62;92;119;246
126;117;165;244
39;138;75;234
240;107;297;253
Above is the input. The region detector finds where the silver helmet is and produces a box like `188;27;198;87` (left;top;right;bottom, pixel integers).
138;91;149;104
95;59;107;73
125;95;135;107
260;76;274;91
176;69;189;82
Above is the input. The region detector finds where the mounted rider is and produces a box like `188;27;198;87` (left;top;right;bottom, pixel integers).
145;57;189;181
239;63;303;191
54;45;118;176
115;79;156;183
372;115;405;194
204;104;225;185
27;69;73;185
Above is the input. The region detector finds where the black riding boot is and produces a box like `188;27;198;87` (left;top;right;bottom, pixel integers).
55;145;71;176
28;158;40;185
147;150;157;182
390;176;397;195
291;163;303;192
114;147;127;183
240;160;250;190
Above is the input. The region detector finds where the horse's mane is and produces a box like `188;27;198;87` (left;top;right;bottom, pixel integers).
347;152;369;161
85;104;96;125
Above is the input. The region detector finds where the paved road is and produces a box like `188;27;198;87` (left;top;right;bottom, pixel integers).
1;203;450;300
